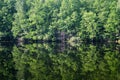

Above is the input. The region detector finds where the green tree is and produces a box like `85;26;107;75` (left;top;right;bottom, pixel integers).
116;0;120;41
0;0;15;40
104;1;118;41
10;0;119;42
12;0;28;39
79;11;97;41
57;0;80;37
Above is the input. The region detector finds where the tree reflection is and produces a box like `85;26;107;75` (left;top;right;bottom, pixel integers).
11;43;120;80
0;43;16;80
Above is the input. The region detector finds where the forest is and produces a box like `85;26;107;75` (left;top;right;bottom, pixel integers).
0;0;120;42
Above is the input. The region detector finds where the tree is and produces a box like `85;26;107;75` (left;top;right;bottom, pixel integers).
116;0;120;41
10;0;119;42
0;0;15;40
104;1;118;41
12;0;28;39
79;11;97;41
57;0;80;41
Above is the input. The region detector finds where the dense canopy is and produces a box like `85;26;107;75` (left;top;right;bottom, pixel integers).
0;0;120;42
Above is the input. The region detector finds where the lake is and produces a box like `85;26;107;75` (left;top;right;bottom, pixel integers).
0;42;120;80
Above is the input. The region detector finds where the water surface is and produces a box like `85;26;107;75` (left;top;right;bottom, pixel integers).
0;42;120;80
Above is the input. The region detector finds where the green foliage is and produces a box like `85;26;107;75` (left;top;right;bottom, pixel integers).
0;42;120;80
79;11;97;40
0;0;15;40
10;43;120;80
0;0;119;42
0;44;16;80
12;0;28;38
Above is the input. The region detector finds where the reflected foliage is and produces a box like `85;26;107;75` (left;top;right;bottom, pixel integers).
0;43;16;80
0;42;119;80
11;43;120;80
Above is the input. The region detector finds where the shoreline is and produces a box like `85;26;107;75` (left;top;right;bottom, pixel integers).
0;39;120;44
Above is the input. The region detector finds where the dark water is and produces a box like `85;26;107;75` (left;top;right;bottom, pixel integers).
0;42;120;80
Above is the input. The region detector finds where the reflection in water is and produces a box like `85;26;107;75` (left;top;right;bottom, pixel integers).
0;43;16;80
0;42;120;80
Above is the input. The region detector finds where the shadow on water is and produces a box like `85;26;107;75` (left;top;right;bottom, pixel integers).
0;42;120;80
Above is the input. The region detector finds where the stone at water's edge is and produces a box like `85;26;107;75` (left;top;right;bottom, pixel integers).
118;40;120;44
116;40;120;44
17;38;24;42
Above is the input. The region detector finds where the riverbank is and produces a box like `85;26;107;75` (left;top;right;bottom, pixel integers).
0;37;120;44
